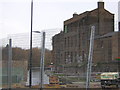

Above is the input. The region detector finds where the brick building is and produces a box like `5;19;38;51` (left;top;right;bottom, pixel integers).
52;1;119;74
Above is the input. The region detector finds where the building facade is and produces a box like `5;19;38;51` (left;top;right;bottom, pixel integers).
52;1;120;74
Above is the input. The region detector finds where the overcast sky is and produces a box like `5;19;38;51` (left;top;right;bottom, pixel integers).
0;0;119;39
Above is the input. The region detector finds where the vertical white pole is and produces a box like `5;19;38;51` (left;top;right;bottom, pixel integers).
8;39;12;89
86;26;95;89
40;32;45;90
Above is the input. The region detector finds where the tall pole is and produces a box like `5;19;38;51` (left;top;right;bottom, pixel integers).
40;32;45;90
86;26;95;89
118;1;120;31
8;39;12;90
29;0;33;87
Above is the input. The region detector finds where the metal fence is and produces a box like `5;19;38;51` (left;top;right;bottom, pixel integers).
0;29;62;89
1;27;120;89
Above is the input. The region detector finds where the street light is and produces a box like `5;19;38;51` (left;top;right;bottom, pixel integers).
29;0;33;88
33;31;46;90
29;0;45;88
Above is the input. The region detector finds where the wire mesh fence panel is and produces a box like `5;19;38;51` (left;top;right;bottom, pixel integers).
0;38;9;89
1;1;120;89
1;15;120;90
0;28;61;89
0;38;2;89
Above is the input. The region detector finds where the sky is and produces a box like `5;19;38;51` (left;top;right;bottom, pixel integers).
118;1;120;22
0;0;119;49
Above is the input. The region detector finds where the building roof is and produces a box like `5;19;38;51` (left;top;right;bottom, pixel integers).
64;1;114;25
64;11;89;25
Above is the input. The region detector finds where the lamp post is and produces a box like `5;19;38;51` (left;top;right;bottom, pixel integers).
29;0;33;87
29;0;45;88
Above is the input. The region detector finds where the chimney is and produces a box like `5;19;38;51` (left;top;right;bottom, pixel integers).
98;0;104;9
73;12;78;17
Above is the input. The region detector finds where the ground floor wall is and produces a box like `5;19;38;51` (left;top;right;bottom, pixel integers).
55;61;118;76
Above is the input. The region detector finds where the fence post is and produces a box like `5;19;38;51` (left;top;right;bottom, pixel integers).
40;32;45;90
8;39;12;90
86;26;95;89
